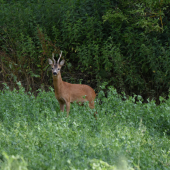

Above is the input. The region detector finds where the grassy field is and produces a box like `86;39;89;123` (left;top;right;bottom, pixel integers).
0;83;170;170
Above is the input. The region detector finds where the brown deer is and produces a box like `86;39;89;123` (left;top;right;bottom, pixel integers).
48;51;96;117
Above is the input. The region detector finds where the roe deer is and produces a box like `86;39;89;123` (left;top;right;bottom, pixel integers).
48;51;96;117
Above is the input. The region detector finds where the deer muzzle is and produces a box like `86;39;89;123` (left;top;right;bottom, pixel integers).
53;72;57;76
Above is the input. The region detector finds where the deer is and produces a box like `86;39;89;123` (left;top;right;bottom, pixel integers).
48;51;96;117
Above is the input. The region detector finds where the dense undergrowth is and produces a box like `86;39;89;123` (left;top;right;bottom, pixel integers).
0;83;170;170
1;0;170;102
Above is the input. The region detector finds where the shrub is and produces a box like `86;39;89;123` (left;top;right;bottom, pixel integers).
1;0;170;101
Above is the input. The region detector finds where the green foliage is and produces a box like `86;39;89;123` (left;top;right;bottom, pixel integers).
1;152;27;170
1;0;170;100
0;85;170;169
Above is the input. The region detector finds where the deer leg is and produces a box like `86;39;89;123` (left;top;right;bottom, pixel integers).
89;101;97;119
59;102;64;112
89;100;95;109
66;102;70;117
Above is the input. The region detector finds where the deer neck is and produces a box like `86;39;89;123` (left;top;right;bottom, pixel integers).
53;73;63;95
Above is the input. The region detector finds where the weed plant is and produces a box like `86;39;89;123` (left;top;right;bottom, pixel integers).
0;83;170;170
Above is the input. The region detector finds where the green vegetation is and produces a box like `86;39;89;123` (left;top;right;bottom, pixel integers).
0;83;170;169
1;0;170;102
1;1;170;169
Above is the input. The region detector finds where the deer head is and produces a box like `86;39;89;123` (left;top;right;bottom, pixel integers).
48;51;65;76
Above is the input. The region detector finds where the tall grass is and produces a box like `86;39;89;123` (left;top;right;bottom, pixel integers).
0;83;170;169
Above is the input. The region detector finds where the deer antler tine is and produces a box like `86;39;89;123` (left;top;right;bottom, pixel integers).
52;53;56;65
57;51;63;64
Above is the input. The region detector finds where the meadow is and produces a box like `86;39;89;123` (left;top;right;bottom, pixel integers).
0;82;170;170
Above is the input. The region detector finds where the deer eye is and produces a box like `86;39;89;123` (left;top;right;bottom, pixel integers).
58;68;60;70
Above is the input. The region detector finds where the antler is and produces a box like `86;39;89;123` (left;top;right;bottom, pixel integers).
57;51;62;64
52;53;56;65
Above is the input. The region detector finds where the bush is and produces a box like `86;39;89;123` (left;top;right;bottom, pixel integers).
1;0;170;102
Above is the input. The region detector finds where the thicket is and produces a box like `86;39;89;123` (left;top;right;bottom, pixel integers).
0;83;170;169
1;0;170;102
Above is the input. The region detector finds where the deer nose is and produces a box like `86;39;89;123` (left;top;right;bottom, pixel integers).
53;72;57;76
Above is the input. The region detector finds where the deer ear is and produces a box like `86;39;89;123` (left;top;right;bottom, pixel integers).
60;60;65;66
48;58;53;65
